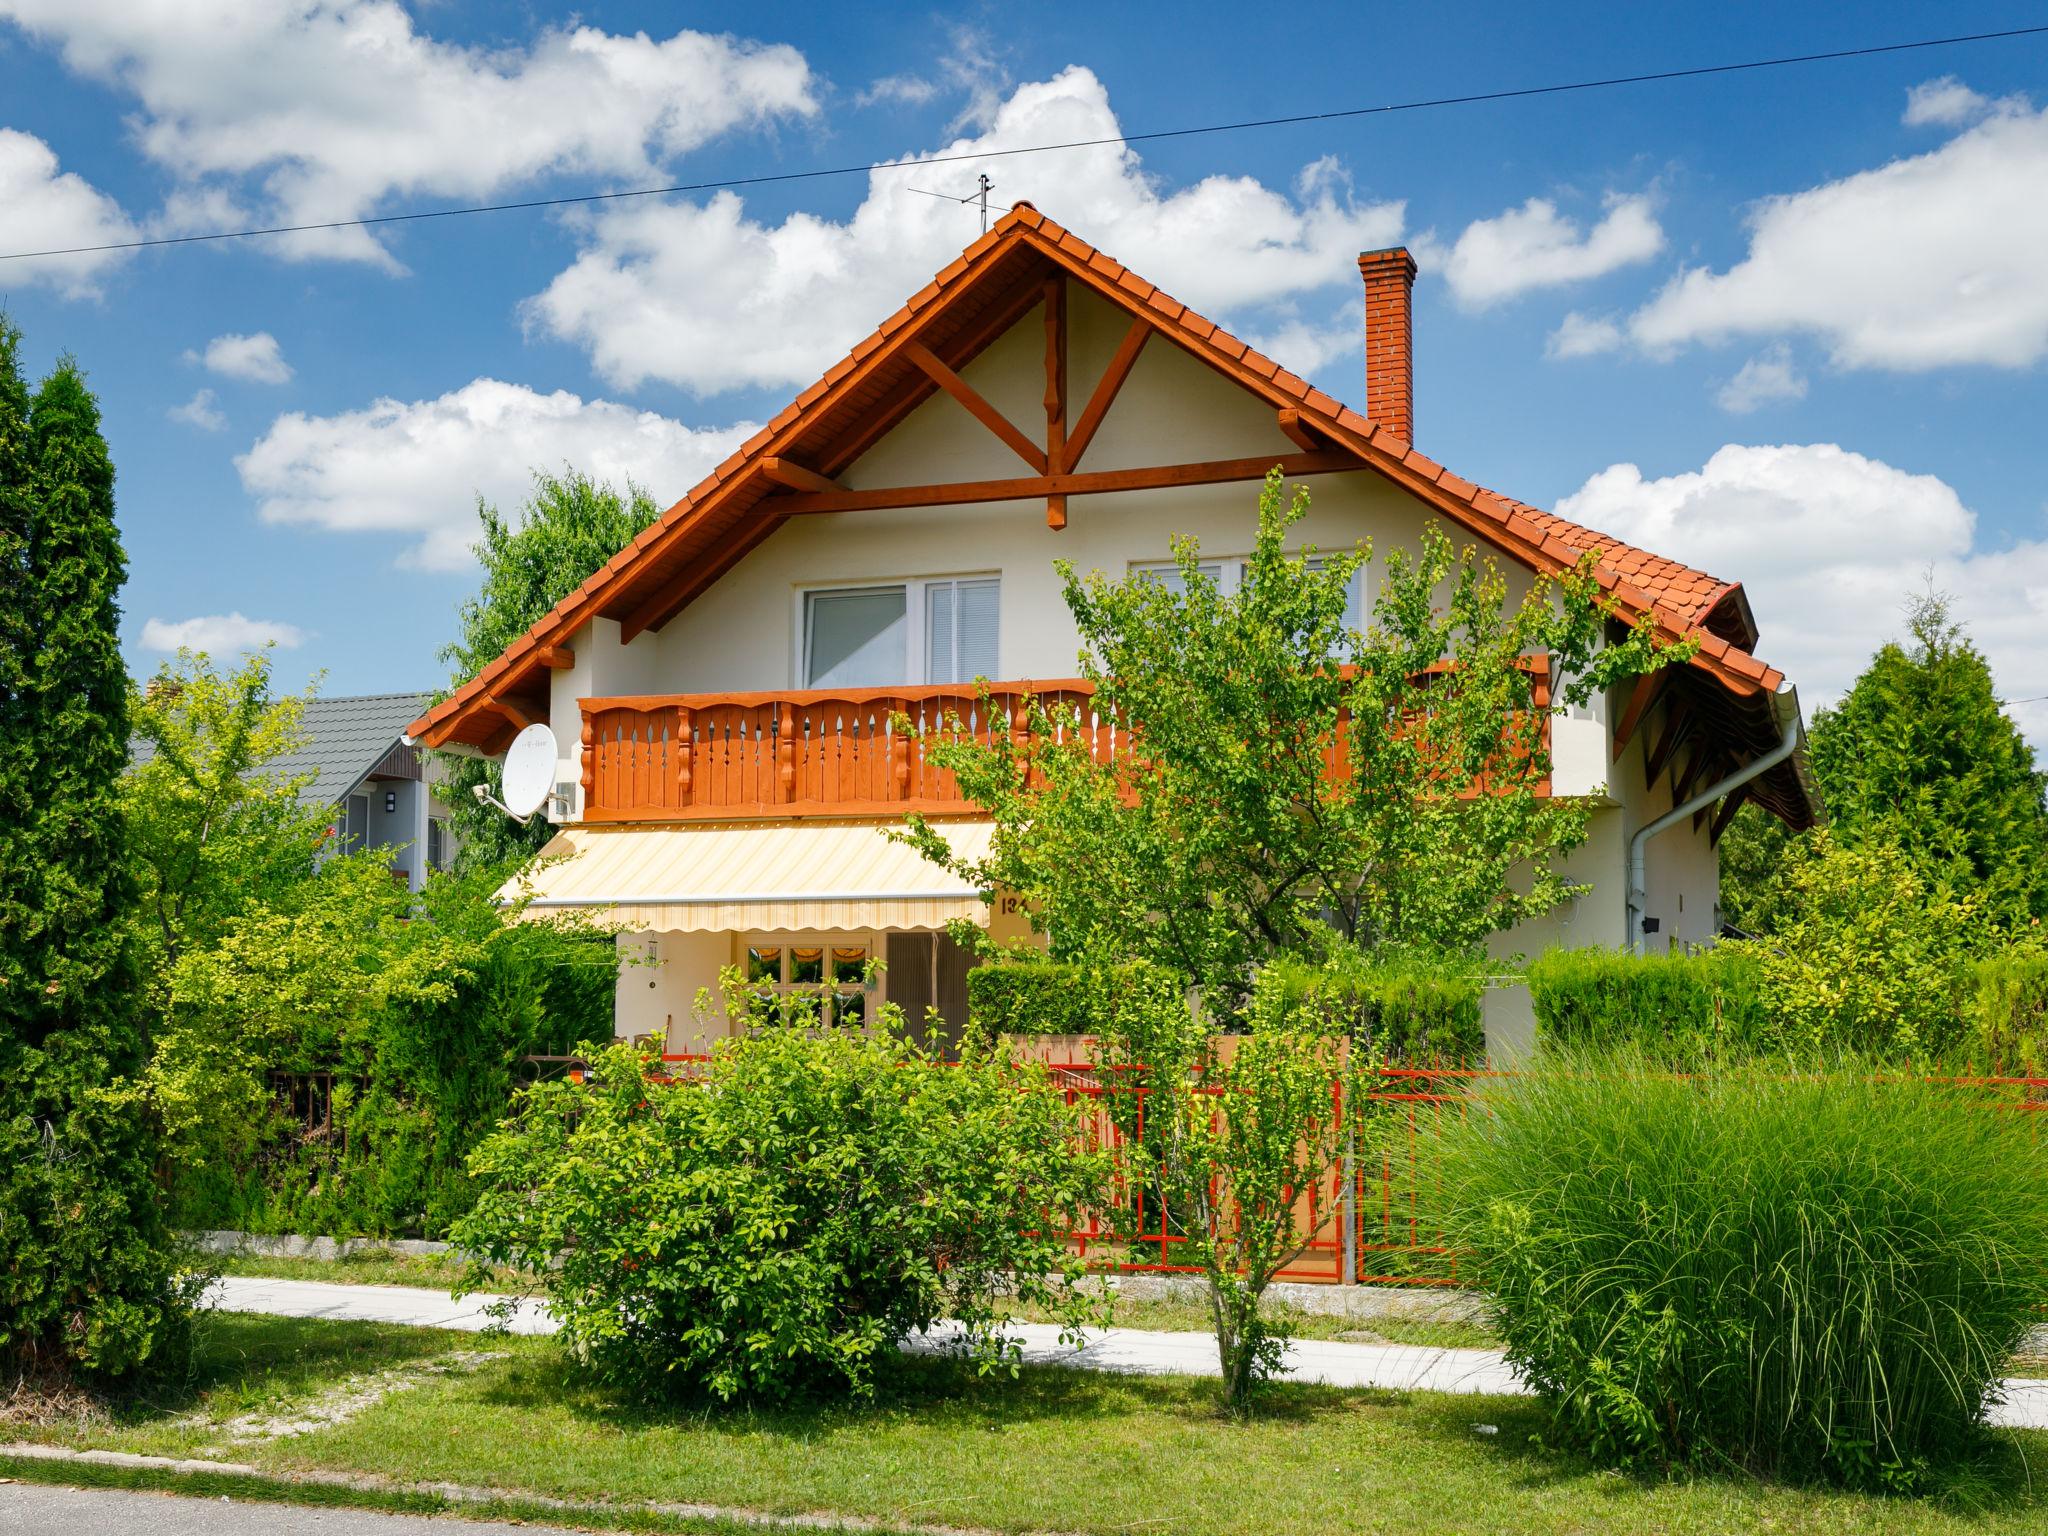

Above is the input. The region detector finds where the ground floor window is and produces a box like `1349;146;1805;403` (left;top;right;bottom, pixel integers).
743;937;875;1026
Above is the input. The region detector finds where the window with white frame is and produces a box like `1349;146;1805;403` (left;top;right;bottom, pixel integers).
743;938;875;1027
1131;553;1364;629
801;576;999;688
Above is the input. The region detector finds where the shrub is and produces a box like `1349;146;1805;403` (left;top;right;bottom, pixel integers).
1725;834;1984;1061
454;1008;1106;1404
1528;946;1768;1059
160;856;617;1239
1968;951;2048;1074
1433;1052;2048;1488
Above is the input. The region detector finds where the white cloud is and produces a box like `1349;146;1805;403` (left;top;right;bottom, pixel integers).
1437;193;1662;309
524;66;1404;395
855;24;1004;127
1714;343;1807;414
1902;75;1996;128
1546;310;1625;358
0;127;135;297
0;1;819;268
1557;443;2048;746
857;74;941;109
236;378;757;571
189;331;292;384
1245;298;1364;378
168;388;226;431
1629;93;2048;369
141;612;307;652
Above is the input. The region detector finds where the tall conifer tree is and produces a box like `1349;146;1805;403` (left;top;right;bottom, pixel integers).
0;342;184;1380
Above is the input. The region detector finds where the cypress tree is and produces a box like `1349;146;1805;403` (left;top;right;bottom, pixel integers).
0;322;34;1012
1721;593;2048;933
0;344;185;1381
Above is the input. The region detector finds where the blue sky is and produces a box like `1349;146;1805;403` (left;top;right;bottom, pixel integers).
3;2;2046;739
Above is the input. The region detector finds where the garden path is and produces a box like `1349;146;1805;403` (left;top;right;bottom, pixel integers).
204;1277;2048;1429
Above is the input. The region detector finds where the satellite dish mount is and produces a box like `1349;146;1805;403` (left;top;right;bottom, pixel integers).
475;722;559;825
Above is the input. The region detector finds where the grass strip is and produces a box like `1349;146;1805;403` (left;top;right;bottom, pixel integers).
0;1446;928;1535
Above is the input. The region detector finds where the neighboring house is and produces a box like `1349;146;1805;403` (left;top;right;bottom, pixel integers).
411;205;1818;1053
278;693;460;893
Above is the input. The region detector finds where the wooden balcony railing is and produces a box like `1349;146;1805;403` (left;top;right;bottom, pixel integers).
579;681;1109;822
577;659;1552;823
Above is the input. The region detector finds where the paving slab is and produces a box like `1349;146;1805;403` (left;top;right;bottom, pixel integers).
207;1277;555;1335
205;1276;2048;1427
0;1481;533;1534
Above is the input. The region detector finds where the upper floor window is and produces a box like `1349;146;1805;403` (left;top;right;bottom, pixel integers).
802;576;999;689
1131;554;1364;630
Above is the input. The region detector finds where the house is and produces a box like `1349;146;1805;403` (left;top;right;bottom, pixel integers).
277;692;460;892
410;205;1818;1054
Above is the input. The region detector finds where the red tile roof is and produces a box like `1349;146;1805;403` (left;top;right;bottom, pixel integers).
411;203;1790;755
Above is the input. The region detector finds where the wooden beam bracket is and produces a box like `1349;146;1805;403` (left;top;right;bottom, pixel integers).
904;340;1047;473
765;451;1358;517
1043;277;1068;529
760;457;844;494
1642;694;1691;785
1709;784;1752;844
1276;408;1330;452
1611;670;1662;762
1064;315;1152;471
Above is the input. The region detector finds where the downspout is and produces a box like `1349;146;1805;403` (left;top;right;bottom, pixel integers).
1626;690;1801;954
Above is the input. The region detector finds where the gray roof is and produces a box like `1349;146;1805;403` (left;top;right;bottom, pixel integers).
266;693;432;806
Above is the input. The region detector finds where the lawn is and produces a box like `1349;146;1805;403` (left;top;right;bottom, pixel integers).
6;1311;2048;1535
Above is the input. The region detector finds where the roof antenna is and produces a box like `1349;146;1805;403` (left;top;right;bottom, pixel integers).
906;173;996;233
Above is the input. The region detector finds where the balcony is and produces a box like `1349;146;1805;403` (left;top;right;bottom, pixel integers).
578;682;1110;822
577;659;1553;825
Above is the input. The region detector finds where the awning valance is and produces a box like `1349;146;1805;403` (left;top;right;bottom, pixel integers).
499;819;996;933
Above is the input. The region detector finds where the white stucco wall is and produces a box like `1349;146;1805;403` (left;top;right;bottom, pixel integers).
540;276;1721;974
638;283;1537;692
1612;688;1722;952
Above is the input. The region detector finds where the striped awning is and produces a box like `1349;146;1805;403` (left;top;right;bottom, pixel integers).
499;818;996;933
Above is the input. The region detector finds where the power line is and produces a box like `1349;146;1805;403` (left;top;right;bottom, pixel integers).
5;23;2045;264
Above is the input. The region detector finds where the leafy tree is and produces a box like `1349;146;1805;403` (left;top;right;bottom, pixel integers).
1722;592;2048;934
0;337;187;1379
438;470;660;871
1088;959;1379;1410
908;469;1679;1018
124;648;329;989
159;851;618;1235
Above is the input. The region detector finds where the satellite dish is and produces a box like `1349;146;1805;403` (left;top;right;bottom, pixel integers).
500;723;559;820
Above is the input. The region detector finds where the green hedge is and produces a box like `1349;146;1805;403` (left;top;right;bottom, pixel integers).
1268;957;1484;1064
1530;946;2048;1070
969;957;1484;1064
966;960;1176;1040
1969;953;2048;1075
1528;947;1769;1058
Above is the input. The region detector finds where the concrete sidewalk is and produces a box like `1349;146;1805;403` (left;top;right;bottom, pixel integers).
205;1276;2048;1427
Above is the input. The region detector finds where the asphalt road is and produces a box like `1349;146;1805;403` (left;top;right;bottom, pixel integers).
0;1483;537;1535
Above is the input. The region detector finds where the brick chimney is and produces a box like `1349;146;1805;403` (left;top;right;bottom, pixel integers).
1358;247;1418;444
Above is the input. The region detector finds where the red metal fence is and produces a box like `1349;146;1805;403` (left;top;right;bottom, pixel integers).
637;1050;2048;1290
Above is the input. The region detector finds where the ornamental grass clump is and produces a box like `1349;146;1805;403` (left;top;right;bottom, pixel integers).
453;984;1106;1405
1432;1051;2048;1490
